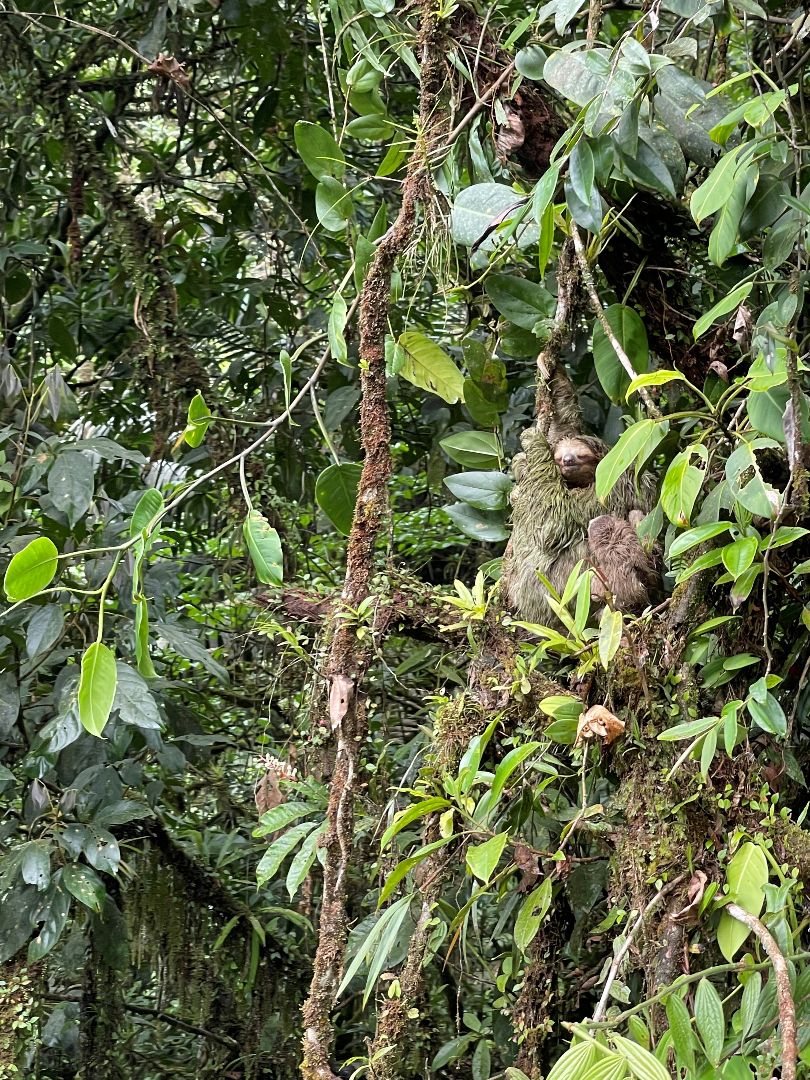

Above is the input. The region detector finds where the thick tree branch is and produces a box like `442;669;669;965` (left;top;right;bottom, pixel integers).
299;6;446;1078
726;903;796;1080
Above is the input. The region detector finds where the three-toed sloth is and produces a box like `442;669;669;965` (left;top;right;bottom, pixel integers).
501;367;659;622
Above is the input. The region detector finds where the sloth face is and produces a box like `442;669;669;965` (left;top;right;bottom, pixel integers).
553;436;604;488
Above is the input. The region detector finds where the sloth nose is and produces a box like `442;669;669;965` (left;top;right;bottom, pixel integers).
562;454;577;467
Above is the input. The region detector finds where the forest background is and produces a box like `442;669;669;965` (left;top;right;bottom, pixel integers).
1;0;810;1078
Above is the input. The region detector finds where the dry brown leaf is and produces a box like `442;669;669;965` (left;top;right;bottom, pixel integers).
148;53;191;91
671;870;708;924
575;705;625;747
329;674;354;728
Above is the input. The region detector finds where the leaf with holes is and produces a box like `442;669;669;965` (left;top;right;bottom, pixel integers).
243;510;283;585
398;331;464;403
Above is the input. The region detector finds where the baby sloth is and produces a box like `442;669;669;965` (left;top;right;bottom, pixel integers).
588;511;660;613
501;367;657;623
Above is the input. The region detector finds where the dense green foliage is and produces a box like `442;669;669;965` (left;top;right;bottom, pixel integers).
1;0;810;1077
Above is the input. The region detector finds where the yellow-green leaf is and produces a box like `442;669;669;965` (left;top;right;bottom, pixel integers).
4;537;59;601
598;607;623;669
182;391;212;448
78;642;118;737
243;510;283;586
398;331;465;404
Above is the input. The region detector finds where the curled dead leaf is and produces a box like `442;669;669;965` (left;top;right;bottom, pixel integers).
329;674;354;728
575;705;625;747
671;870;708;924
148;53;191;91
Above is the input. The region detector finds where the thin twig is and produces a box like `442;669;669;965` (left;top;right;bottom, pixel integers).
570;223;661;418
439;60;516;150
726;903;797;1080
591;874;686;1022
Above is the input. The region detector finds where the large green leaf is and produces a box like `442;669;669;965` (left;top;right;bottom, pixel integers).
595;420;664;501
450;184;538;252
444;472;512;512
78;642;118;737
293;121;345;180
660;450;705;527
315;462;362;535
130;488;164;536
397;331;464;403
485;274;555;330
466;832;509;883
47;452;95;526
514;878;552;952
4;537;59;602
243;510;284;585
592;305;649;402
444;503;509;543
62;864;105;913
440;431;502;469
717;842;769;961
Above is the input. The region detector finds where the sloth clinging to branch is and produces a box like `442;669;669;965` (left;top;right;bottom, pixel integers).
501;364;658;623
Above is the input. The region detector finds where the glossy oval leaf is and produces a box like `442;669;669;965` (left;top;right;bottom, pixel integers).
4;537;59;602
130;488;164;536
444;471;512;512
593;305;650;403
293;121;345;180
183;391;212;448
440;431;502;470
78;642;118;737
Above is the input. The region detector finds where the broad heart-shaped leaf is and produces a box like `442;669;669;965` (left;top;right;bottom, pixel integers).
466;832;509;883
747;382;790;442
61;864;105;913
592;304;649;403
693;282;753;340
450;184;538;252
4;536;59;601
397;331;464;403
293;121;345;180
47;452;95;526
595;420;665;501
440;431;502;470
182;391;212;447
717;842;769;962
514;878;552;952
661;450;704;527
130;488;164;536
243;510;283;585
444;471;512;512
543;45;633;112
485;274;555;330
315;462;362;535
444;503;509;543
78;642;118;737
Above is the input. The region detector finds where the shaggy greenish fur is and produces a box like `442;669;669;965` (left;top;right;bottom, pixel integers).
502;423;656;623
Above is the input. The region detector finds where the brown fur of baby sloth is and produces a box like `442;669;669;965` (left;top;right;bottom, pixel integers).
501;368;656;623
588;511;661;613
